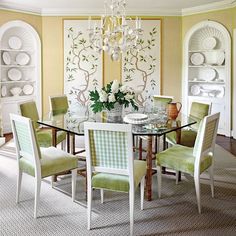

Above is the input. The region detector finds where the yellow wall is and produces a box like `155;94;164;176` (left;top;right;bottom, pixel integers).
0;9;42;36
0;7;235;115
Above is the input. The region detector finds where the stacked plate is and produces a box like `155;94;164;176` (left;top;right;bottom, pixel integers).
123;113;149;124
190;52;204;66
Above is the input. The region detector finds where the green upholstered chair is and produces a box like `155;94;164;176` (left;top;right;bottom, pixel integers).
166;101;211;147
156;112;220;213
84;122;146;235
49;95;69;116
138;95;173;159
10;114;79;218
18;100;66;148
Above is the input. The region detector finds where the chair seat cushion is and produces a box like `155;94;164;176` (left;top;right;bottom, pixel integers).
36;129;66;147
166;129;197;147
156;145;212;175
92;160;146;192
19;147;78;178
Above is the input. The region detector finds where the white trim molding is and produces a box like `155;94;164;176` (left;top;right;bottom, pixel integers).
182;0;236;16
0;0;236;17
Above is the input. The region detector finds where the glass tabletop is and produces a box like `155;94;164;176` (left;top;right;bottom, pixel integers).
38;110;197;137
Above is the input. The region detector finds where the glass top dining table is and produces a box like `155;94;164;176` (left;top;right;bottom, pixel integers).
38;110;197;201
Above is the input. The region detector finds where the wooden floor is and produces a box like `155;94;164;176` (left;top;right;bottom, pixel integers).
216;135;236;156
4;133;236;156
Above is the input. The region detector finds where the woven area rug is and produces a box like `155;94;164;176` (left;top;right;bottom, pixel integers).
0;140;236;236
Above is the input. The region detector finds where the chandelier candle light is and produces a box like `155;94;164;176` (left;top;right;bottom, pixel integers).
88;0;143;61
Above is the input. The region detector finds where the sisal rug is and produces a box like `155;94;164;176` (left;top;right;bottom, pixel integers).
0;140;236;236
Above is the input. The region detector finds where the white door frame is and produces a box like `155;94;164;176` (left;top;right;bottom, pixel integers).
233;29;236;139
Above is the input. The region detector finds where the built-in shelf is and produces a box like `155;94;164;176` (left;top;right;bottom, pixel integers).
183;20;231;136
0;20;41;134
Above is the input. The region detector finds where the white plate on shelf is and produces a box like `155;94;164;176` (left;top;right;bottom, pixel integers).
215;86;225;98
10;87;22;97
8;36;22;50
23;84;34;95
217;51;225;65
190;53;204;65
1;86;7;97
202;37;217;50
8;68;22;81
16;52;30;66
204;68;217;81
124;113;148;121
190;85;201;96
2;52;11;65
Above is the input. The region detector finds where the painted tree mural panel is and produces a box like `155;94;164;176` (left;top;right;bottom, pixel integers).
64;20;102;118
122;19;161;112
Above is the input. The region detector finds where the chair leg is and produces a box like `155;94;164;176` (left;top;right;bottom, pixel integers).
194;174;201;214
71;169;77;202
129;186;134;236
156;166;162;198
208;165;214;198
16;169;23;204
34;177;41;219
139;138;143;160
100;189;104;204
140;176;145;210
87;185;92;230
176;171;179;185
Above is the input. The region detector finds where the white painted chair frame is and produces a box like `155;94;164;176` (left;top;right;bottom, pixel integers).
84;122;145;235
157;112;220;214
10;114;78;218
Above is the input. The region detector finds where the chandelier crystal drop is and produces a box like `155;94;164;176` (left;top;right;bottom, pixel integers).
88;0;143;61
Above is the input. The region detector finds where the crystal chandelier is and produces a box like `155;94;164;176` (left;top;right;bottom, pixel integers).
88;0;143;61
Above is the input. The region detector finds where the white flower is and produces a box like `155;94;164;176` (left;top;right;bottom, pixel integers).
119;85;127;93
108;93;116;102
111;80;120;93
125;93;134;101
99;90;108;102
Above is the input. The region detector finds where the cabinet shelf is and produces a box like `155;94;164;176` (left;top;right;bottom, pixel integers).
1;65;35;68
1;80;36;84
0;48;34;53
188;65;225;68
189;49;225;53
1;95;36;102
188;80;225;84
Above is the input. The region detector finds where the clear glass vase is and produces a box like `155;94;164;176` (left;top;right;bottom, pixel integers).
106;103;123;122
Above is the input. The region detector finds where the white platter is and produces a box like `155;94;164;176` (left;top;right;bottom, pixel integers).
123;116;149;125
124;113;148;121
8;36;22;50
23;84;34;95
16;52;30;66
8;68;22;81
204;68;217;81
190;53;204;65
190;85;201;96
1;86;7;97
2;52;11;65
202;37;217;50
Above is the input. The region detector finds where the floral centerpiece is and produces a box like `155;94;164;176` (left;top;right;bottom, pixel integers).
89;80;138;113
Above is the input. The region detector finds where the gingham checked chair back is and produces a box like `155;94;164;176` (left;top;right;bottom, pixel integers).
89;129;128;169
10;114;41;163
193;112;220;158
